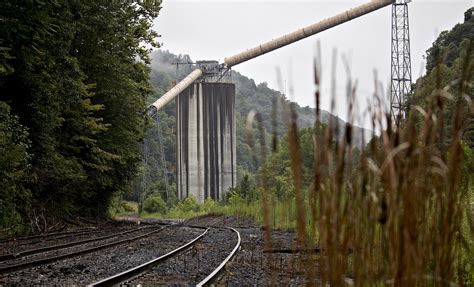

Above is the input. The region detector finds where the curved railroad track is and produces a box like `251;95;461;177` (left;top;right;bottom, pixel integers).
196;227;241;286
89;227;241;286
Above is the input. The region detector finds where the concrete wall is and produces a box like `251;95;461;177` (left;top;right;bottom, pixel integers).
176;82;236;203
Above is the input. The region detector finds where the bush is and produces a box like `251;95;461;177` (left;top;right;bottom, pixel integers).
228;191;244;206
176;195;200;213
202;197;217;212
142;193;167;214
122;201;137;212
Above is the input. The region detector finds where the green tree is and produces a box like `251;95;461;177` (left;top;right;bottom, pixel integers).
425;8;473;74
71;1;162;215
0;102;30;231
0;0;162;229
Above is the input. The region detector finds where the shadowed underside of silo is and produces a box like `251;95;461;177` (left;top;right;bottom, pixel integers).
176;83;236;203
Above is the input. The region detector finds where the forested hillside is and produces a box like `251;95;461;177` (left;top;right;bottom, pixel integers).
0;1;162;232
415;7;473;147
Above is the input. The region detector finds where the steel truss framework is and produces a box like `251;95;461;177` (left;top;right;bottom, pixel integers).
142;114;170;201
391;0;412;126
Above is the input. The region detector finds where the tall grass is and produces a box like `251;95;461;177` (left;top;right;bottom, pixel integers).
243;42;473;285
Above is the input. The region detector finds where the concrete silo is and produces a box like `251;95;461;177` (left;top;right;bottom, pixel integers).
175;62;236;203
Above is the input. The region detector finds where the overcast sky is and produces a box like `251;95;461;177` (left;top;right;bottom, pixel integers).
153;0;472;128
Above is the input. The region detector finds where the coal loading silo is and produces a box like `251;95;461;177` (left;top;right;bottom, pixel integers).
176;66;236;203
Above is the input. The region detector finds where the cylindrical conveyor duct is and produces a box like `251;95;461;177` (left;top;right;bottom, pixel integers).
224;0;393;68
149;68;203;112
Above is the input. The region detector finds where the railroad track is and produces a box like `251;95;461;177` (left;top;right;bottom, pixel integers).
0;227;98;244
0;225;166;275
89;227;241;286
15;228;103;247
0;225;158;261
1;223;161;247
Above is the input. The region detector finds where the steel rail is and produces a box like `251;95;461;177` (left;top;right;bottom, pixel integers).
14;224;153;246
0;225;156;261
0;226;166;275
0;227;98;244
18;227;115;246
196;227;241;287
18;229;102;246
88;227;209;287
1;230;100;248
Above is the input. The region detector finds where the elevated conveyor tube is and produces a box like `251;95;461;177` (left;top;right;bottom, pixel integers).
224;0;393;67
150;0;393;112
149;68;203;112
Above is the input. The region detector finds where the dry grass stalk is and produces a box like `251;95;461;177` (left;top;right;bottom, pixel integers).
247;40;473;285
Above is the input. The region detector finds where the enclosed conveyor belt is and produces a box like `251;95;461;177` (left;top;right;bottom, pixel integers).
149;68;203;112
224;0;393;67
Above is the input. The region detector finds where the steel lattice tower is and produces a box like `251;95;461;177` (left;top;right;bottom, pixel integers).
142;113;170;201
391;0;412;126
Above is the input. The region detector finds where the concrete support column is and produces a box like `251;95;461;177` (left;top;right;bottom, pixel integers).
176;82;236;203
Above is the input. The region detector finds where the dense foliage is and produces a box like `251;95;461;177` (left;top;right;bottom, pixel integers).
425;7;473;74
418;9;474;148
0;0;162;232
142;192;167;214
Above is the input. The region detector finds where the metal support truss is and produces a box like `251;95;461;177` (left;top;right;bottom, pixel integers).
390;0;412;126
142;112;170;201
